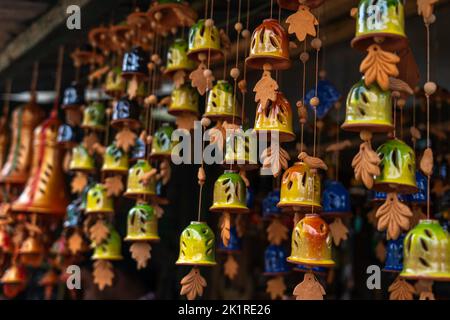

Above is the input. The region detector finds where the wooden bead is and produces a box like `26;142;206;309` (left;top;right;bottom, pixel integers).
392;90;401;98
198;53;207;62
201;117;211;127
311;38;322;50
234;22;243;32
299;52;309;63
424;81;437;95
360;130;372;141
151;54;160;63
146;94;158;105
203;69;213;78
263;63;272;71
230;68;240;79
425;14;436;25
319;69;326;79
296;101;303;108
397;98;406;108
205;19;214;27
241;29;251;39
309;97;320;107
154;12;162;21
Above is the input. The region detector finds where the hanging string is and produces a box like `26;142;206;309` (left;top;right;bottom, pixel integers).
335;107;340;182
240;0;251;122
425;21;431;220
393;98;397;138
412;95;416;151
300;40;307;155
30;61;39;100
53;46;65;113
270;0;274;19
223;0;231;80
3;79;12;117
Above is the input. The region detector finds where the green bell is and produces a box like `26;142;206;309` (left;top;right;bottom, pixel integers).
188;19;223;62
105;67;126;98
341;79;393;133
150;124;175;159
102;144;129;174
91;226;123;261
124;203;160;242
223;129;259;171
176;221;216;266
124;159;156;198
85;183;114;214
210;170;249;213
82;102;106;131
69;145;95;172
168;84;199;116
165;38;195;76
401;219;450;281
373;139;418;194
204;80;241;122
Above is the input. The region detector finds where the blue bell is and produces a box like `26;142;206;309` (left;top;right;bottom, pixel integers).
306;79;341;119
407;171;427;206
62;82;85;109
130;136;146;162
262;190;282;219
63;197;83;229
384;234;405;273
322;180;351;217
368;190;409;204
57;124;83;149
122;46;148;79
111;97;141;130
294;264;328;275
263;244;290;275
218;227;242;253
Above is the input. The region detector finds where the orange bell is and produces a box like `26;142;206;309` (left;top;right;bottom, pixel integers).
19;236;45;267
1;264;26;298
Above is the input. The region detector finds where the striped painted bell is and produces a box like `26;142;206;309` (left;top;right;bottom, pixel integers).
124;203;159;242
85;183;114;214
82;102;106;131
92;226;123;261
210;170;249;214
176;221;216;266
168;84;199;116
150;124;175;159
187;19;222;62
264;244;290;275
322;180;351;217
204;80;241;122
102;144;129;174
384;233;405;272
69;144;95;173
165;38;195;76
124;159;156;198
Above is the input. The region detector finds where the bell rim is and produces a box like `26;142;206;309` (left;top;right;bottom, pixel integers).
293;266;328;276
80;124;106;132
341;122;394;133
110;119;141;131
69;166;96;173
11;204;68;216
175;260;217;267
91;255;124;261
101;167;129;174
253;129;296;143
202;113;242;123
209;205;250;214
372;182;418;194
124;236;160;242
187;48;223;63
124;191;156;199
351;33;408;52
277;202;322;212
245;55;291;71
85;208;114;215
399;272;450;282
287;257;335;267
149;152;172;160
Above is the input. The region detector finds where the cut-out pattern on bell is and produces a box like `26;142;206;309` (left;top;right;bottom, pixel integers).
264;244;290;275
204;80;241;122
373;139;418;194
246;19;291;70
262;190;282;219
165;38;195;76
111;97;141;130
223;130;258;170
277;0;325;10
12;117;69;215
102;144;129;174
352;0;407;51
254;92;295;143
305;79;341;119
210;170;249;213
105;67;126;98
407;171;427;206
384;233;405;272
125;203;159;242
124;159;156;198
62;82;85;109
121;46;149;79
64;197;83;229
218;226;241;253
187;19;222;62
82;102;106;131
69;144;96;172
401;219;450;281
341;79;393;133
278;162;322;212
322;181;351;217
85;183;114;214
57;124;83;149
150;124;175;159
288;214;335;267
92;226;123;261
168;84;199;116
176;221;216;266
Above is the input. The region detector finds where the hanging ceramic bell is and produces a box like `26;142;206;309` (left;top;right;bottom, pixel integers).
111;97;141;130
204;80;241;122
91;226;123;260
12;116;69;215
263;244;290;275
57;124;83;149
19;236;44;266
0;264;26;298
277;0;325;10
130;136;146;163
165;38;195;77
124;159;156;198
81;102;106;131
218;226;241;253
124;203;160;242
101;144;129;174
373;139;418;194
254;91;296;143
150;124;175;159
121;46;149;80
176;221;216;266
223;129;258;170
246;19;291;70
287;214;335;267
262;190;282;219
187;19;222;62
85;183;114;214
168;84;199;116
400;219;450;281
69;144;96;172
147;0;197;33
62;82;85;109
351;0;407;51
322;180;351;217
408;171;427;206
210;170;249;214
341;79;393;133
384;233;405;272
64;196;83;229
278;162;322;212
105;67;126;98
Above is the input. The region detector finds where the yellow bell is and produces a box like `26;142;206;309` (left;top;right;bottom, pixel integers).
168;84;199;116
165;38;196;77
223;129;259;171
69;144;96;172
278;162;322;212
102;144;129;174
19;236;44;267
254;91;296;143
81;102;106;131
0;264;26;285
105;67;126;98
85;183;114;214
124;159;156;198
287;214;335;267
91;226;123;261
176;221;216;266
204;80;241;122
150;124;176;159
188;19;223;62
210;170;249;214
124;203;160;242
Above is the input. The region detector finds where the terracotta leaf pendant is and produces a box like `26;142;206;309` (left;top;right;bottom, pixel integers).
104;175;124;197
417;0;438;19
261;146;290;177
89;219;110;245
266;276;286;300
376;193;413;240
388;276;415;300
360;44;400;91
254;66;278;112
329;218;349;246
93;260;114;291
351;142;381;189
224;254;239;280
420;147;433;176
220;212;231;247
115;127;137;152
286;5;318;42
389;77;414;95
298;152;328;171
68;231;84;255
267;218;288;245
293;272;326;300
130;242;152;270
180;267;207;300
189;62;211;96
71;172;88;194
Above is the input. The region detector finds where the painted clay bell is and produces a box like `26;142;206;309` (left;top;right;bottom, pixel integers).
105;67;126;98
223;129;258;170
124;159;156;198
69;144;95;172
351;0;407;51
19;236;44;266
176;221;216;266
150;124;175;159
305;79;341;119
204;80;241;121
130;136;146;163
341;79;393;133
287;214;335;267
373;139;418;194
168;84;199;116
262;190;282;219
0;264;26;298
264;244;290;275
210;170;249;213
111;98;141;130
62;82;85;109
384;233;405;272
187;19;222;62
125;203;159;242
278;162;322;212
92;226;123;261
165;38;195;76
121;46;149;80
401;219;450;281
102;144;129;174
218;226;241;253
246;19;291;70
85;183;114;214
254;91;295;142
322;180;351;217
57;124;83;149
82;102;106;131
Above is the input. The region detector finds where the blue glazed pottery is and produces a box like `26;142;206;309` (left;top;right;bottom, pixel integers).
218;226;242;252
264;244;290;275
262;190;282;219
122;46;148;78
322;180;351;216
384;234;405;272
407;171;427;205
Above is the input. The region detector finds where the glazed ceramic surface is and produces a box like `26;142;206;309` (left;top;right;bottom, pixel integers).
92;227;123;261
125;203;159;242
102;144;129;174
169;84;199;115
204;80;241;121
124;159;157;198
176;221;216;266
210;170;249;213
188;19;222;61
85;183;114;214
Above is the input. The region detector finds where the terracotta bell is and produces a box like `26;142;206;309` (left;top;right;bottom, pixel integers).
124;159;157;198
223;129;258;170
57;124;83;149
278;162;322;212
322;180;351;217
1;264;26;298
168;84;199;116
0;101;44;185
69;144;96;172
62;82;85;109
187;19;223;62
176;221;216;266
204;80;241;122
373;139;418;194
85;183;114;214
384;233;405;272
218;226;241;253
262;190;282;219
111;97;141;130
82;102;106;131
91;226;123;261
264;244;290;275
400;219;450;281
254;91;295;142
246;19;291;70
210;170;249;213
121;46;149;80
105;67;126;98
165;38;195;77
147;0;197;34
102;144;129;174
341;78;393;133
124;203;160;242
19;236;44;267
12;116;69;215
287;214;335;267
277;0;325;10
150;124;175;159
351;0;407;51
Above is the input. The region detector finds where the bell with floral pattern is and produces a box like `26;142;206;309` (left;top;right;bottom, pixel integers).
176;221;216;266
69;144;95;172
187;19;222;62
168;84;199;116
210;170;249;214
105;67;126;98
204;80;241;122
102;144;129;174
85;183;114;214
91;226;123;261
223;129;258;170
125;203;159;242
81;102;106;131
165;38;195;77
124;159;156;198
